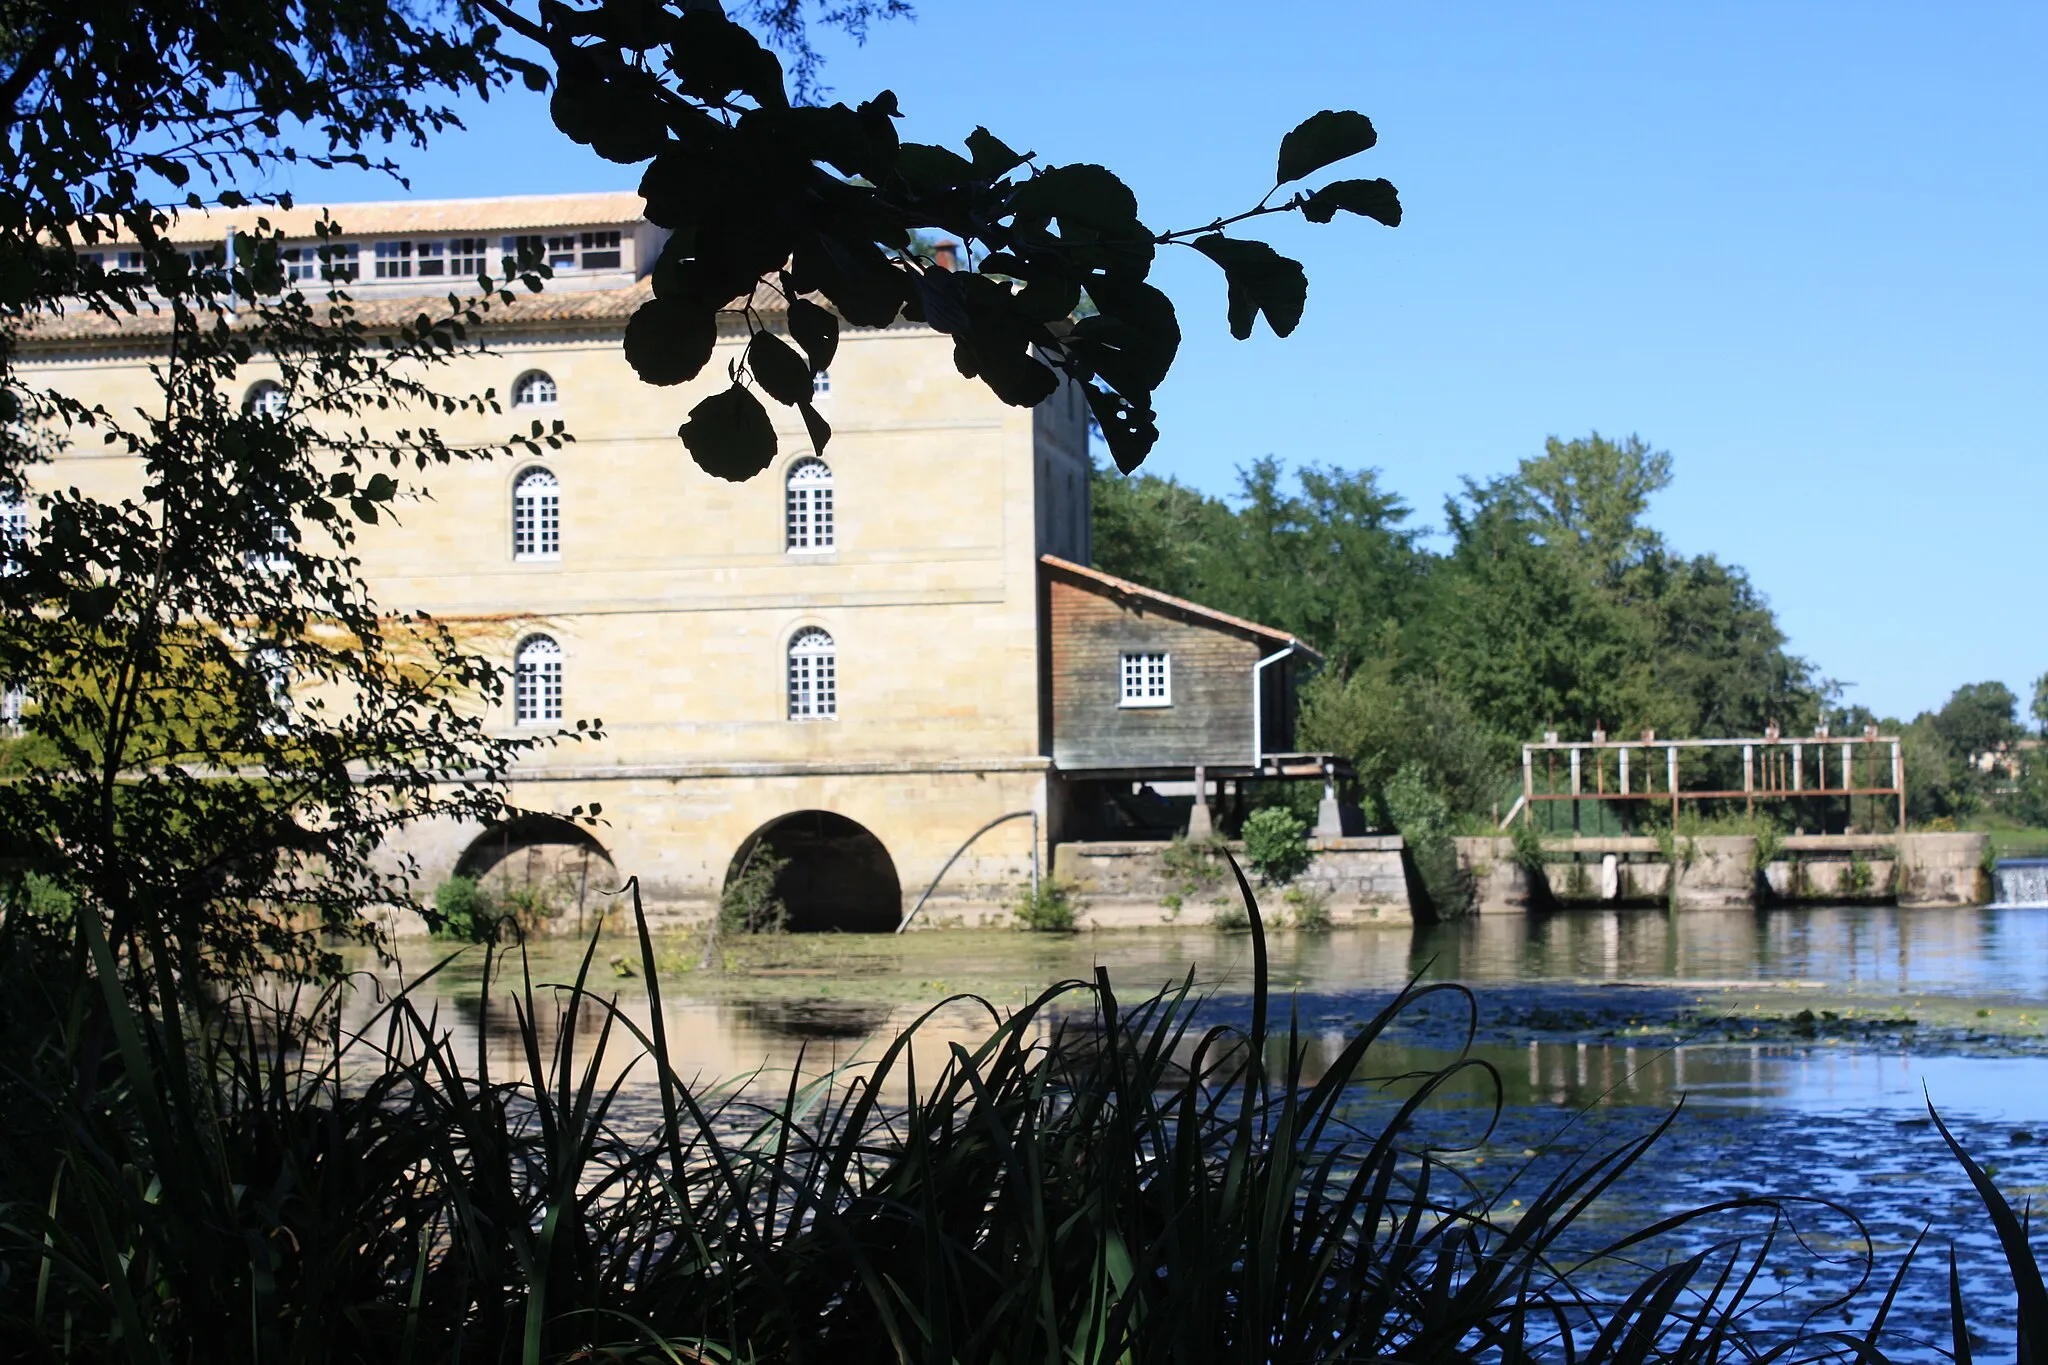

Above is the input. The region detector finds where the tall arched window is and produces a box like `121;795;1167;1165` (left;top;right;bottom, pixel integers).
786;627;836;719
513;467;560;561
243;381;287;418
512;370;558;407
515;635;563;724
0;493;26;575
785;458;834;552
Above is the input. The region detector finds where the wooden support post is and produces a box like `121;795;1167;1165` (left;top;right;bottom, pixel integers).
1792;743;1802;792
1743;744;1754;817
1619;746;1630;795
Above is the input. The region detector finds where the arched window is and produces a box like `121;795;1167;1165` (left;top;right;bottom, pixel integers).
0;493;26;575
243;381;286;419
515;635;563;724
785;458;834;552
786;627;836;719
249;644;292;736
513;467;560;561
512;370;558;407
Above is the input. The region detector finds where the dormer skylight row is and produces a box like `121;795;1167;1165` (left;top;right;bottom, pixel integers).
76;230;633;286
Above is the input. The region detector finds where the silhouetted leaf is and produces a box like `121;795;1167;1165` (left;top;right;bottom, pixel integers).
1302;177;1402;227
747;330;813;406
786;296;839;372
1276;110;1377;184
680;384;777;481
895;143;975;193
624;297;717;386
1074;276;1180;393
665;9;786;109
966;126;1030;177
800;401;831;456
1085;384;1158;473
953;337;1058;408
1012;164;1142;237
1191;235;1307;339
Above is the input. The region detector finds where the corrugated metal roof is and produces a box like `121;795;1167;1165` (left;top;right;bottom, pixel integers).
106;192;650;245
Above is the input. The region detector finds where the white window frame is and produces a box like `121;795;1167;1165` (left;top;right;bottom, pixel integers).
448;237;488;276
787;627;837;720
0;683;24;735
784;457;835;553
284;242;358;283
514;635;563;724
512;370;558;408
579;230;622;270
373;240;413;279
1;493;28;575
811;368;832;398
250;644;292;736
512;467;561;562
1119;651;1172;708
413;239;446;277
243;381;287;419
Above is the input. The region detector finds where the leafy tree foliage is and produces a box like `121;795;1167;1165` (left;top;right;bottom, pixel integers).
1094;434;1824;824
1929;681;2019;765
0;4;614;984
482;0;1399;479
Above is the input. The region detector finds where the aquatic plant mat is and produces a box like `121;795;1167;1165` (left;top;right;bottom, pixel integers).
1;868;2042;1362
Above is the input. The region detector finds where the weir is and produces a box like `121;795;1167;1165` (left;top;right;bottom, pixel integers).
1455;831;1988;912
1993;859;2048;907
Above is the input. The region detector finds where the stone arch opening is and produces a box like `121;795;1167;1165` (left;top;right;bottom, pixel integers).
727;810;902;933
456;814;617;930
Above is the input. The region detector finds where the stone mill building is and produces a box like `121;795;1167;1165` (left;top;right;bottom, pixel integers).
15;192;1390;930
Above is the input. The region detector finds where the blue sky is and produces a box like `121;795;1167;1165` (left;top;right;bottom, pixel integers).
282;2;2046;721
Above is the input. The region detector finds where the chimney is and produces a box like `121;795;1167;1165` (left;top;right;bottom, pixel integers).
931;240;960;271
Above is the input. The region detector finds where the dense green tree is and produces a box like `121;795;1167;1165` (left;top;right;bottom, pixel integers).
1092;433;1822;821
1091;457;1424;675
1930;681;2020;765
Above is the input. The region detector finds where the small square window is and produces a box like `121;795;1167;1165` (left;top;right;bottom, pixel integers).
579;230;622;270
373;240;412;278
1120;652;1171;708
502;235;545;273
449;237;489;276
545;235;578;269
414;239;445;276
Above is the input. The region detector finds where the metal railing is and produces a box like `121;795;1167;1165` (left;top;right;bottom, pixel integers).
1516;728;1905;830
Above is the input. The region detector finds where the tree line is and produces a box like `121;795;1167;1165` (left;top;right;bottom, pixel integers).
1092;432;2045;831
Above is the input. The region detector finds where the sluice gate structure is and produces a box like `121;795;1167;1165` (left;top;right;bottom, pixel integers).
1507;725;1906;833
1460;726;1986;913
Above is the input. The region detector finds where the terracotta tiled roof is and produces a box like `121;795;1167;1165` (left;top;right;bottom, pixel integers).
102;192;651;245
1040;554;1322;660
15;278;669;345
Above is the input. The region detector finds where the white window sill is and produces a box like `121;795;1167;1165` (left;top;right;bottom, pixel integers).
1119;698;1173;709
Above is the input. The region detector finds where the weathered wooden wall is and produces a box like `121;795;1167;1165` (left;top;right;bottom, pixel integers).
1046;571;1264;771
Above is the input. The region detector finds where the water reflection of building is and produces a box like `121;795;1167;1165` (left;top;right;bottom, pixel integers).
19;193;1324;929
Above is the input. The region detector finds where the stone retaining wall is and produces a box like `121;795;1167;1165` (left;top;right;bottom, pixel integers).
1052;837;1412;928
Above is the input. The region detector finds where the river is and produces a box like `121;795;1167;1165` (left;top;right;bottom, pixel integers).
352;903;2048;1356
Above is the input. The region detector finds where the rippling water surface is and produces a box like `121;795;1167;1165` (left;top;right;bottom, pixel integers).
351;904;2048;1356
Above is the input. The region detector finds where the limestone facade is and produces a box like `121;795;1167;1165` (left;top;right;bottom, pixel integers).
19;193;1317;931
